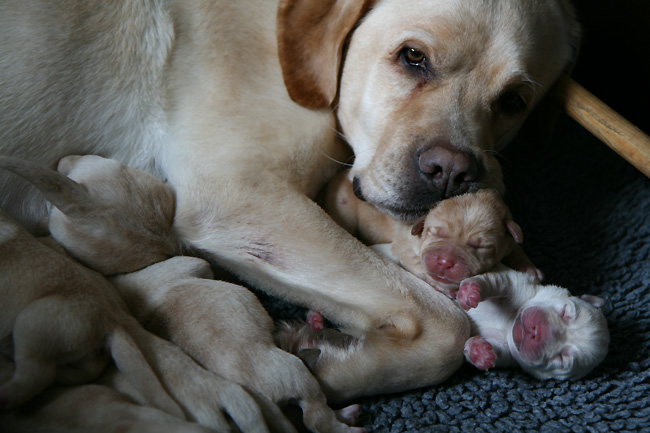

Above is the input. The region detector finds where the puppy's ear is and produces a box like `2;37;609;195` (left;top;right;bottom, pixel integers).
277;0;375;109
411;217;426;237
580;294;606;309
506;220;524;244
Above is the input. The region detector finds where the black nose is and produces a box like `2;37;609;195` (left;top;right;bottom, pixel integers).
418;141;478;197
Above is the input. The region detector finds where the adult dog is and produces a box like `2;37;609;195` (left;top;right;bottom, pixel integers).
0;0;579;398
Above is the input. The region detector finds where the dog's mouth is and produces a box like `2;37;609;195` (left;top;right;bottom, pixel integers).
374;201;431;222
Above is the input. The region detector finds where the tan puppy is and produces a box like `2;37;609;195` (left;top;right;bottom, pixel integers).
0;358;212;433
458;266;609;380
1;155;363;432
322;169;538;297
0;1;579;355
114;258;365;433
0;209;284;432
0;209;180;415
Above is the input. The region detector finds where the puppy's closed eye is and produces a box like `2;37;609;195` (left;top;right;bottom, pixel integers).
557;302;576;324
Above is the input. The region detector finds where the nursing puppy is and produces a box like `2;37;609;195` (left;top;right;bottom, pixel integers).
458;266;609;380
0;1;580;368
0;209;282;432
0;358;212;433
0;209;180;415
0;155;363;432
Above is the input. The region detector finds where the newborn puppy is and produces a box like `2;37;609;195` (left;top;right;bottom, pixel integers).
1;155;363;432
322;169;538;297
0;357;212;433
0;209;181;416
114;257;364;433
457;266;609;380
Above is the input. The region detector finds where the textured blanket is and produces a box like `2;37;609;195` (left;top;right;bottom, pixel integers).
263;114;650;432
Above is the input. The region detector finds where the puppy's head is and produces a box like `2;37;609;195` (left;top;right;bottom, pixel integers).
507;286;609;380
48;155;178;275
412;189;522;292
278;0;579;220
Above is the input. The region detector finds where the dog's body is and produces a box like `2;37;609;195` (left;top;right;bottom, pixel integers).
1;0;579;403
457;267;609;380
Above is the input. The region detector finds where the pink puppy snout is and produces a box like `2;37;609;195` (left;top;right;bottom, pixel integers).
422;247;470;284
512;307;551;362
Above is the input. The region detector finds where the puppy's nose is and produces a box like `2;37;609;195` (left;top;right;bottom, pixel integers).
418;142;478;197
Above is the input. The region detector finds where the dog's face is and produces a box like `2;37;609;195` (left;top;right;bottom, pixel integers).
507;287;610;380
335;0;577;220
410;189;521;293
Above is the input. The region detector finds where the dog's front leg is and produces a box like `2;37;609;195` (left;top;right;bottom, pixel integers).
172;182;427;338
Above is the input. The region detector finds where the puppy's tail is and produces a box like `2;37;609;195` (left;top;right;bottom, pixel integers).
108;327;185;419
0;156;91;215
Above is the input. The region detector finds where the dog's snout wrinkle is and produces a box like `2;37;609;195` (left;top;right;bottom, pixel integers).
418;143;478;198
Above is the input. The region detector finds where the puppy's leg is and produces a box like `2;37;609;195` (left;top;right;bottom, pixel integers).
457;265;538;310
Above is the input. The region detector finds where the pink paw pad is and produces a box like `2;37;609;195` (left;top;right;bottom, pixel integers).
457;280;481;310
306;310;324;330
464;336;496;371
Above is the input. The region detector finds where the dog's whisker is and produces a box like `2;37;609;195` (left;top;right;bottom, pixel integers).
319;150;354;167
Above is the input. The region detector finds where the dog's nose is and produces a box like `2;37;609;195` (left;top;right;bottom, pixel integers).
418;142;478;197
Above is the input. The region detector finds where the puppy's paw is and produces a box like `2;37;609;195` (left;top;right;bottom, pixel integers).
457;279;481;310
306;310;325;330
464;336;496;371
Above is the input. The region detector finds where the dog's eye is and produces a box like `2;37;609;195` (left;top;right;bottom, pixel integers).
401;47;427;68
497;90;527;115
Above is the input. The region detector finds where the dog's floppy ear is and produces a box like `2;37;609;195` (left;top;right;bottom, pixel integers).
277;0;375;109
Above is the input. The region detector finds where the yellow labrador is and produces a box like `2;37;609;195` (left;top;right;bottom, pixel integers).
0;0;579;398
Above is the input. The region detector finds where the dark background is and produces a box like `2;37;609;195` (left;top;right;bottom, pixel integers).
571;0;649;133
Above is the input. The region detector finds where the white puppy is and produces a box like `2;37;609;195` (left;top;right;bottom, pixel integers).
457;266;609;380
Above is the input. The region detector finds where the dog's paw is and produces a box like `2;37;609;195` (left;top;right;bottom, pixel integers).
464;336;496;370
457;279;481;310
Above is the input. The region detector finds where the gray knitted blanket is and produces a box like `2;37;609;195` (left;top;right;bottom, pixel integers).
263;115;650;432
